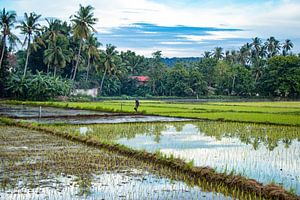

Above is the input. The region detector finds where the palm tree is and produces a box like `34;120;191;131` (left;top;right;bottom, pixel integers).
83;34;101;82
231;50;238;63
70;4;97;81
120;50;145;75
213;47;223;60
224;50;232;63
282;39;293;56
0;8;18;69
251;37;262;58
265;36;280;58
44;35;70;76
44;19;64;42
99;44;118;96
202;51;212;58
17;12;42;77
238;43;251;66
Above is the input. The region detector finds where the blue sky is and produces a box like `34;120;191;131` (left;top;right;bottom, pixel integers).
1;0;300;57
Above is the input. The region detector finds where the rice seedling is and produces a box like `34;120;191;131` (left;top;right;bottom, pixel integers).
44;121;300;196
0;125;263;200
2;100;300;125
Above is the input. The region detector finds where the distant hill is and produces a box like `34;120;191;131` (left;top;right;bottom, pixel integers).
162;57;201;67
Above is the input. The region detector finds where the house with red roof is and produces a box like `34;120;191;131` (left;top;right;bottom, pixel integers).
129;76;150;85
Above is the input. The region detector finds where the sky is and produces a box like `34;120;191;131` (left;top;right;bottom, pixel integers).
1;0;300;57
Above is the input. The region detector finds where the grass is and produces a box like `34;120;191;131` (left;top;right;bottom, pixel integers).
3;100;300;125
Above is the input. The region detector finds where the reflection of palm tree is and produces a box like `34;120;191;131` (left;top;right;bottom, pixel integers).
252;138;260;150
267;141;278;151
282;139;292;148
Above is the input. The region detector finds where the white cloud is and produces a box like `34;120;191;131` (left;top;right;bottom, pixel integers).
6;0;300;37
4;0;300;56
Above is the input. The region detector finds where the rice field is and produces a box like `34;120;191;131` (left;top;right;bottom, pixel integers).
49;121;300;195
0;125;240;200
4;100;300;125
1;101;300;199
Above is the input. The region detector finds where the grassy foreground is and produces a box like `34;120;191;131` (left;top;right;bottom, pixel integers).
3;100;300;125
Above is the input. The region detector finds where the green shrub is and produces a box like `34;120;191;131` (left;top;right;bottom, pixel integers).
6;71;72;100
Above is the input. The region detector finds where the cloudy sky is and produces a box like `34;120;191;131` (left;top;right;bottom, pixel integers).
1;0;300;57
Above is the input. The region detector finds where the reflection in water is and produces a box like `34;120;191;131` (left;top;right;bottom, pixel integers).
64;121;300;195
1;125;234;200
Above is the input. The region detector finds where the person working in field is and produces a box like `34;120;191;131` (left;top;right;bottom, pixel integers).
134;99;140;113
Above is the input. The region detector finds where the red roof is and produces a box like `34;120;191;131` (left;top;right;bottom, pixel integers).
129;76;150;82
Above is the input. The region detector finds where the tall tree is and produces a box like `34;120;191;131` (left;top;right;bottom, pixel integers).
203;51;212;58
99;44;118;96
70;4;97;81
238;43;251;66
0;8;18;69
44;35;71;76
83;34;101;82
149;51;167;95
17;12;42;77
120;50;145;75
282;39;293;56
213;47;223;60
265;36;280;58
251;37;262;58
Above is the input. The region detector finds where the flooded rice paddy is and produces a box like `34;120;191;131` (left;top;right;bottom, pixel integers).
58;122;300;195
0;103;191;124
23;115;191;124
0;103;108;117
0;126;235;200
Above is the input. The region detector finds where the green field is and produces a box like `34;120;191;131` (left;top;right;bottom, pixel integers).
3;100;300;125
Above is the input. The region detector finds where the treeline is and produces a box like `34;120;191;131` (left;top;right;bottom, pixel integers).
0;6;300;100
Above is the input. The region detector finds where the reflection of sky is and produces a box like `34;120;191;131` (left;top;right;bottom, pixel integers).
2;171;232;200
117;124;300;195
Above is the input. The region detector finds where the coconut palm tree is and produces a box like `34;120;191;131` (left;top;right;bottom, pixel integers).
44;19;64;42
44;35;70;76
202;51;212;58
265;36;280;58
0;8;19;69
83;34;101;82
70;4;97;81
213;47;223;60
238;43;251;65
99;44;118;96
251;37;262;58
282;39;293;56
17;12;42;77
